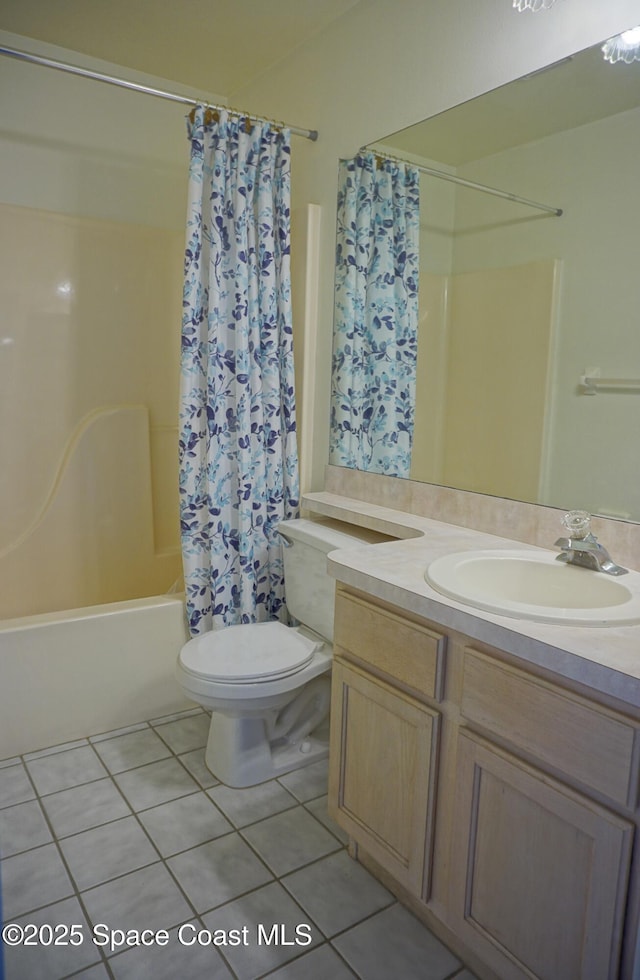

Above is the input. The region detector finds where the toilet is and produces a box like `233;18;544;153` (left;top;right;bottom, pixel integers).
176;517;386;787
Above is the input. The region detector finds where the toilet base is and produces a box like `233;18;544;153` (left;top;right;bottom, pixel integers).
204;710;329;788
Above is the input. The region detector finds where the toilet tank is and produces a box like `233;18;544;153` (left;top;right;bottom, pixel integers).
278;518;391;642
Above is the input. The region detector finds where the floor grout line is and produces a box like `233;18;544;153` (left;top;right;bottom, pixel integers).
1;713;473;980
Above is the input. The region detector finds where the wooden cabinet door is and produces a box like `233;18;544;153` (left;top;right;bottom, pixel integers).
328;658;439;898
449;730;634;980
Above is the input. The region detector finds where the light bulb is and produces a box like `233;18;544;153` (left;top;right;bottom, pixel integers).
602;26;640;64
513;0;558;11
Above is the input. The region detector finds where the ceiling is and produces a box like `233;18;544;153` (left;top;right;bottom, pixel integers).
379;41;640;166
0;0;363;96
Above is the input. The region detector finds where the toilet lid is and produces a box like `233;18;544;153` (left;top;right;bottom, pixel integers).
179;621;320;683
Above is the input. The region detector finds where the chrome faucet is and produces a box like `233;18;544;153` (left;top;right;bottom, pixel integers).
555;510;628;576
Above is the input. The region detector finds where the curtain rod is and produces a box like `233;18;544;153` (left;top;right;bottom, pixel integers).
0;44;319;141
365;148;562;216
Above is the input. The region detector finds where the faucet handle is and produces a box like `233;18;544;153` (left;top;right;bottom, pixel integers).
561;510;591;539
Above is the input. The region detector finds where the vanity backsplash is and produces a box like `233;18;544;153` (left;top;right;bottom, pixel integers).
323;465;640;573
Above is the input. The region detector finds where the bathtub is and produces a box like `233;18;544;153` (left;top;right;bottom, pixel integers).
0;594;190;759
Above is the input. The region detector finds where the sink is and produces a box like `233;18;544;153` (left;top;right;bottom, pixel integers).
425;549;640;626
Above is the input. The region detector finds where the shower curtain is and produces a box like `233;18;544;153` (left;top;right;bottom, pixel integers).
330;151;420;476
180;107;299;635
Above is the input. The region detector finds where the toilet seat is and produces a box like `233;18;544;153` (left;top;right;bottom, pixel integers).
179;621;321;684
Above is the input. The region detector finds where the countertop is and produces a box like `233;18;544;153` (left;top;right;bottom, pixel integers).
303;491;640;711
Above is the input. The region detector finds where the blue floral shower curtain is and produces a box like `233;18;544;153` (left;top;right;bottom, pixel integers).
180;107;299;636
330;151;420;476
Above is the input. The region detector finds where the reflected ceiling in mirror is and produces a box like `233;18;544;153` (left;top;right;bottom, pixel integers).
332;37;640;522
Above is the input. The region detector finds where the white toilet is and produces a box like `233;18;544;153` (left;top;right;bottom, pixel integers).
176;517;386;787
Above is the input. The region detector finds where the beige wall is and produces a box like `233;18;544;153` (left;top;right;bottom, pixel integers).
0;30;218;223
232;0;640;493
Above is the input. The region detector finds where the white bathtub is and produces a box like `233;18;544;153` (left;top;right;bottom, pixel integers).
0;595;190;759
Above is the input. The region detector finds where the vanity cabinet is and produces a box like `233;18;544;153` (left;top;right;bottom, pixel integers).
449;730;633;980
328;587;445;896
329;659;439;894
449;646;637;980
328;584;640;980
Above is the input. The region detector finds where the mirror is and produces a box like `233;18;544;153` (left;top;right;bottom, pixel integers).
330;37;640;522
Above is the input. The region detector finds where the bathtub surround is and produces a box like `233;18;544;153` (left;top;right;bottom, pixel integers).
0;204;183;621
0;43;327;778
0;596;189;759
180;108;299;635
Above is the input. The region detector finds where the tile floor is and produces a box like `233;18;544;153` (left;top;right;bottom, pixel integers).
0;707;477;980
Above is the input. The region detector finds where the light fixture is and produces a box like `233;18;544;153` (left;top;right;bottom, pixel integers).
513;0;559;11
602;26;640;64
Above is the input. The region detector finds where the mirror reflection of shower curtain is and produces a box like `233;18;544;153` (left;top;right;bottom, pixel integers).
330;151;419;476
179;107;299;636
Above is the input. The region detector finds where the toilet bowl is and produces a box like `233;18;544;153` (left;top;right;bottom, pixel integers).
176;517;388;787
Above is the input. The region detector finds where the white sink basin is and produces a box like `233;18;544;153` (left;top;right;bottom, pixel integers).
425;549;640;626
